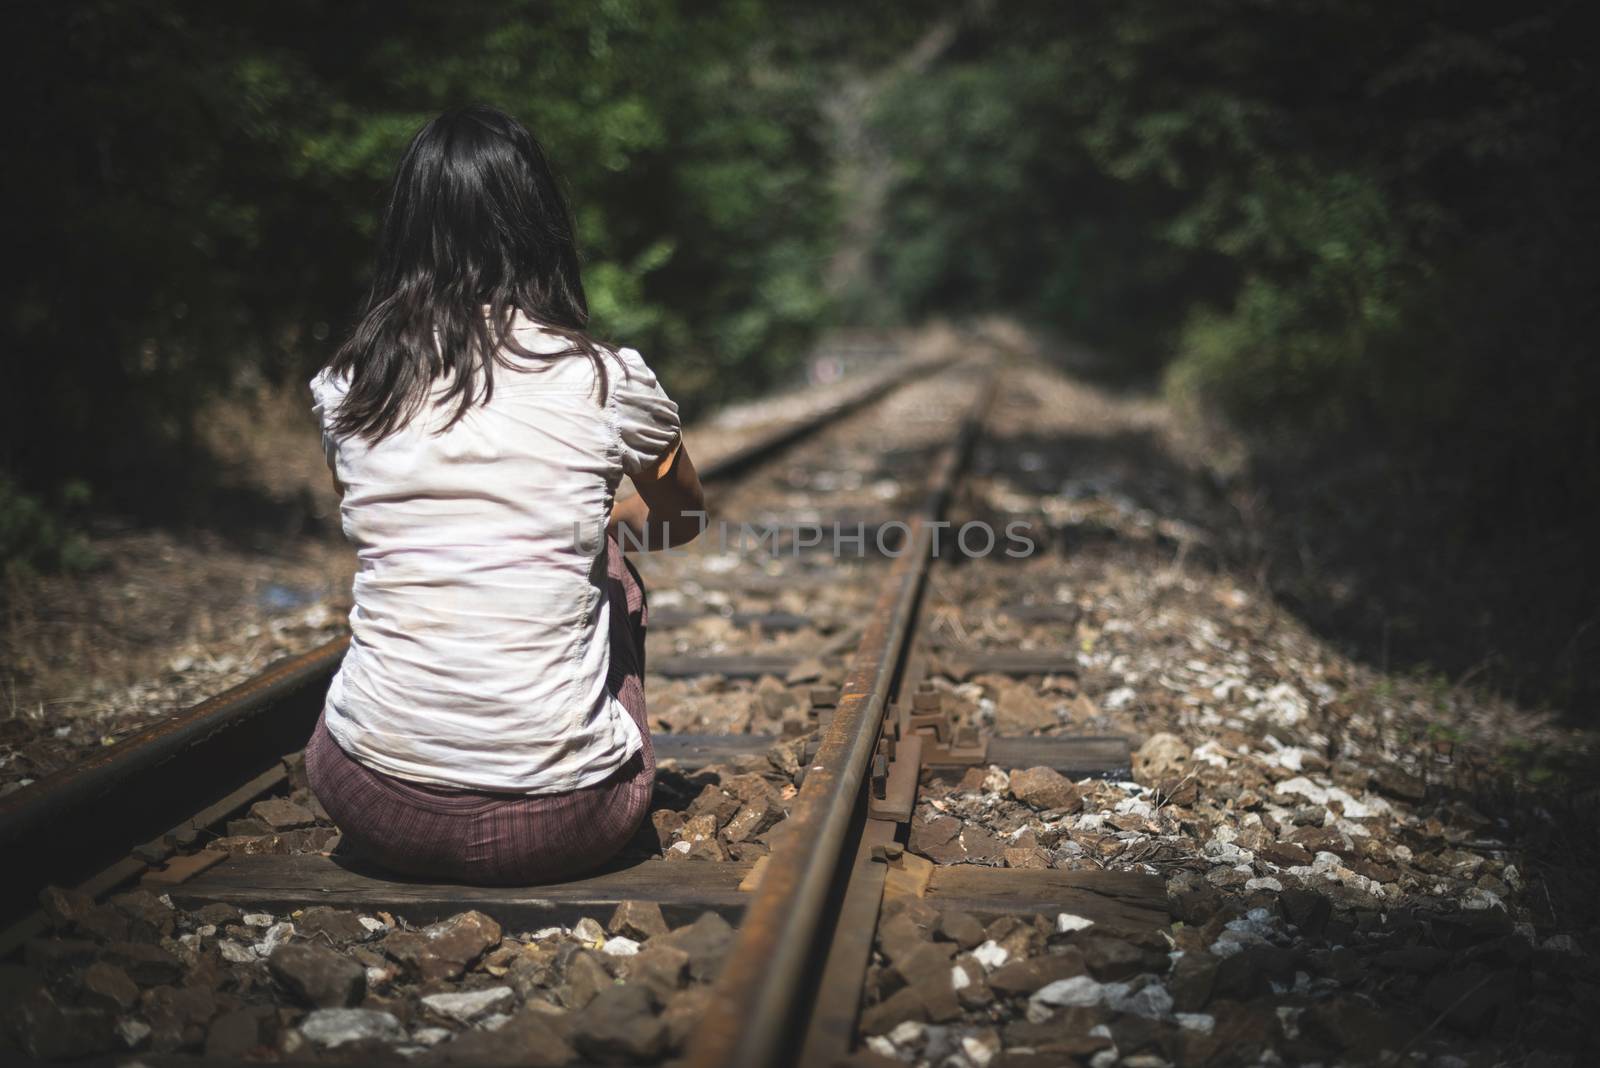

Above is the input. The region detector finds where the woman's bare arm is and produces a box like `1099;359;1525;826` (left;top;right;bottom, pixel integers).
607;439;706;549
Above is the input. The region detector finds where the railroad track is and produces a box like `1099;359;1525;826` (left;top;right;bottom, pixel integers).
1;333;1170;1065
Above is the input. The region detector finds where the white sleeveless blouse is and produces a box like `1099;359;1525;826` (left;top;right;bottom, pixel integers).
310;317;680;793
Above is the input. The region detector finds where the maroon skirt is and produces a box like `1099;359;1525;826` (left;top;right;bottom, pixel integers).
304;535;654;885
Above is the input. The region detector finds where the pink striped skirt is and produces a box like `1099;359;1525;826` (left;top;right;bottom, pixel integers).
304;536;654;885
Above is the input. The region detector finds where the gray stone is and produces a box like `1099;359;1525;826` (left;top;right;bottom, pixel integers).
989;948;1089;995
624;943;690;999
420;1008;575;1066
1079;935;1157;980
249;797;318;830
75;904;132;943
660;986;714;1053
1004;1007;1116;1058
878;910;935;966
655;912;734;981
420;985;515;1023
205;1006;276;1058
1133;733;1189;783
295;906;372;944
24;938;98;978
269;943;367;1007
860;985;927;1034
108;889;175;942
723;796;781;842
100;941;184;986
299;1007;405;1048
12;989;116;1060
934;910;987;949
1009;766;1083;812
909;813;964;863
79;961;140;1011
191;902;243;928
385;910;503;981
560;949;614;1010
37;885;96;930
952;958;993;1009
608;899;670;941
571;983;667;1063
891;940;957;986
140;983;219;1052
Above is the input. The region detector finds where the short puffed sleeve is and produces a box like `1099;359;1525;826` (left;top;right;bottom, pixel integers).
309;368;348;469
611;346;682;476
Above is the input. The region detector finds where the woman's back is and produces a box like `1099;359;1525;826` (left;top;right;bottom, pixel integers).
313;315;679;794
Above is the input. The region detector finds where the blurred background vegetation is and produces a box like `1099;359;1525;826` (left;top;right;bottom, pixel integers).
3;0;1595;712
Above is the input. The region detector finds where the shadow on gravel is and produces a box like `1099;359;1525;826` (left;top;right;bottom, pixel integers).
965;375;1599;1062
1230;434;1599;728
1164;857;1596;1063
1017;333;1598;726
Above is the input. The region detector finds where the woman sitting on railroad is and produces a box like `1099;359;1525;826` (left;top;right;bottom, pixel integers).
303;104;704;884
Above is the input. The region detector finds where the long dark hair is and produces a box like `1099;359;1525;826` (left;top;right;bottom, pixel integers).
327;104;606;441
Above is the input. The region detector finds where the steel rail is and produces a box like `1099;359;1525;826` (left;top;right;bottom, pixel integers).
0;350;953;927
684;363;999;1068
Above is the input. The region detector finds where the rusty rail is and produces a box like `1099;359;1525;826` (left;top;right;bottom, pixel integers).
684;364;998;1068
0;351;951;929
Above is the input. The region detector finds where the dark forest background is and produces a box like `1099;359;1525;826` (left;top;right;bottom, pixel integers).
3;0;1596;715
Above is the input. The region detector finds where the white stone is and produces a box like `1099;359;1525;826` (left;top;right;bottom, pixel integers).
241;912;274;927
254;921;294;957
1107;981;1173;1019
529;926;567;941
116;1018;152;1048
1461;887;1505;911
667;841;692;855
411;1027;451;1047
865;1036;897;1058
572;917;607;946
1245;877;1284;892
1202;838;1254;866
1175;1013;1215;1034
887;1020;926;1047
1056;913;1095;934
950;965;971;991
1104;686;1137;711
962;1032;1001;1067
602;936;641;956
1248;682;1310;726
1114;797;1154;819
1273;776;1388;820
218;940;255;964
972;940;1009;971
300;1008;404;1048
419;986;515;1023
1027;976;1112;1022
359;916;388;933
479;1013;512;1031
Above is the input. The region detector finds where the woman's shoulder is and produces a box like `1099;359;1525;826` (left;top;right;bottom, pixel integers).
310;365;350;399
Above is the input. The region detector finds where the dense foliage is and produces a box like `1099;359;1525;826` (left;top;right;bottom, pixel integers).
874;2;1597;449
866;1;1599;710
3;0;831;530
